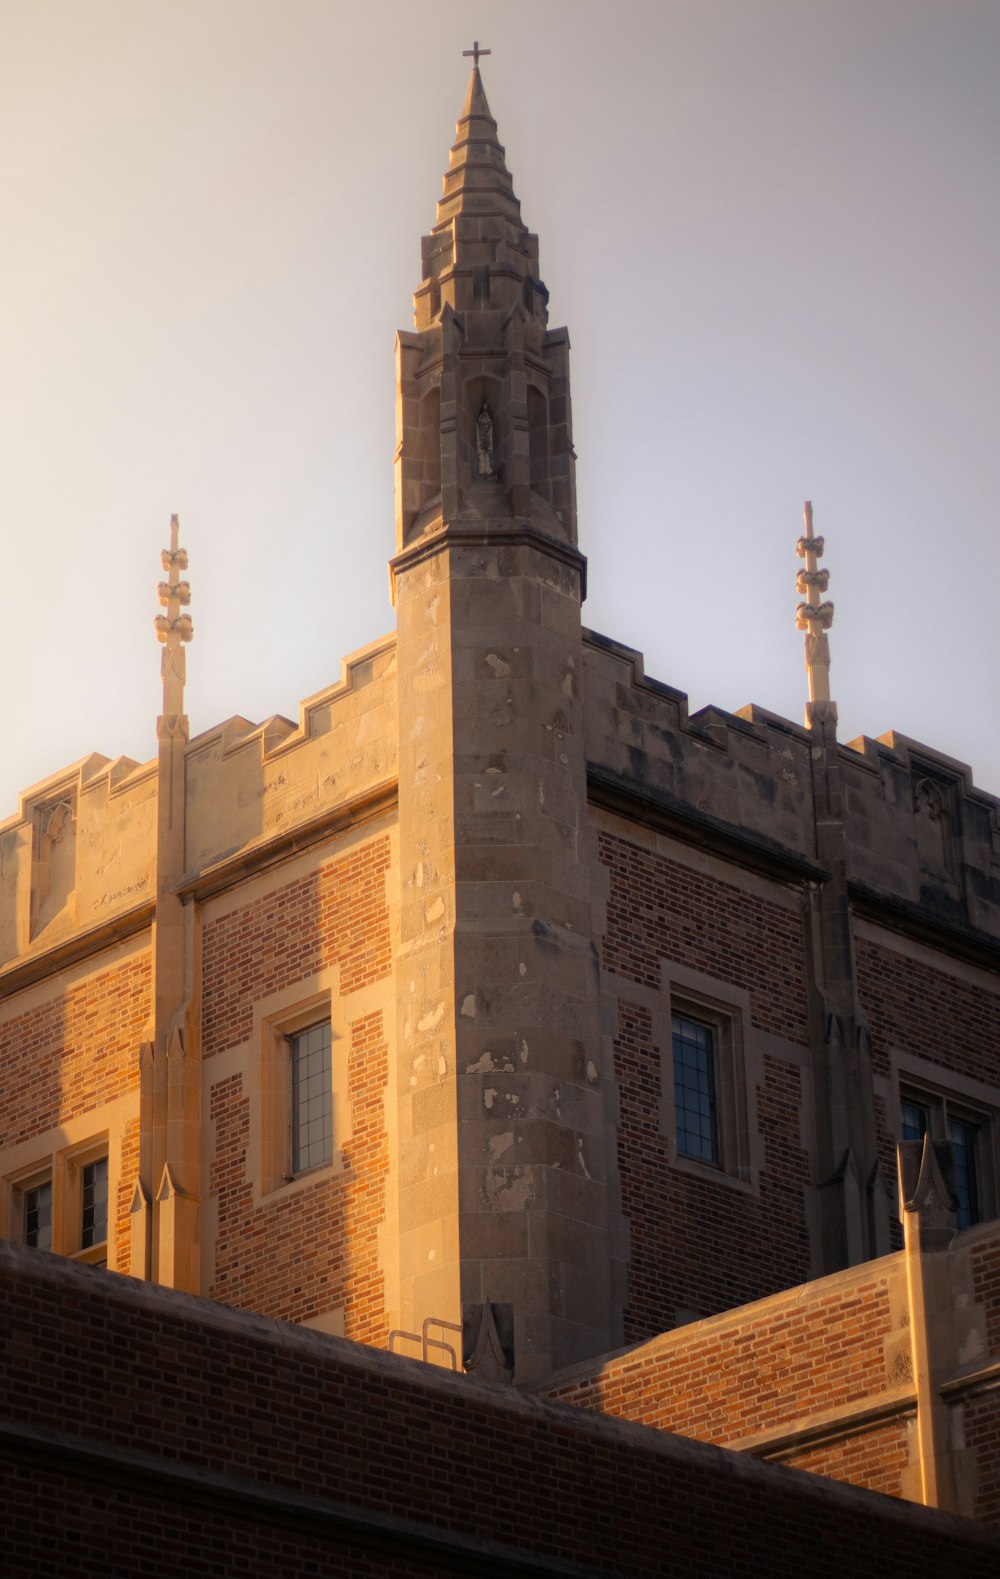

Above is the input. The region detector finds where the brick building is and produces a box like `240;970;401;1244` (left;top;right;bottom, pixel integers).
2;62;1000;1563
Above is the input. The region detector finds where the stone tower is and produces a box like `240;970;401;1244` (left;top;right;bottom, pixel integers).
389;65;615;1381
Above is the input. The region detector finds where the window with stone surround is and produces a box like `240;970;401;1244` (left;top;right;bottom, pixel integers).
254;974;349;1199
6;1138;110;1263
662;980;754;1189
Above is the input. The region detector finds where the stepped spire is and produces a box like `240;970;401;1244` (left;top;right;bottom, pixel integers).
434;65;522;231
414;61;545;333
394;62;577;563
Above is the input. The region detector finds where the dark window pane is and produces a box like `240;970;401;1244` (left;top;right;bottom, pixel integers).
82;1157;109;1248
25;1181;52;1250
291;1022;333;1174
672;1014;719;1165
948;1116;980;1230
901;1100;929;1143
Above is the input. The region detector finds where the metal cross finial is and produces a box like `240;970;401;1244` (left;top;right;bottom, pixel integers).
463;40;491;68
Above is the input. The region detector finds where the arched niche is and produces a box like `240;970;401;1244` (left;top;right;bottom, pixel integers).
528;384;550;500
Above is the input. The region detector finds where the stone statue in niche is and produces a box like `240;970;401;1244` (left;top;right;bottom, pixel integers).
476;402;496;478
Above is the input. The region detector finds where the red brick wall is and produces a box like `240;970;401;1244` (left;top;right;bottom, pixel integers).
202;836;392;1337
600;831;810;1043
202;835;392;1060
208;1012;389;1340
613;997;811;1333
547;1266;900;1443
114;1116;140;1276
0;951;150;1146
971;1231;1000;1359
856;938;1000;1091
965;1390;1000;1527
786;1419;911;1499
857;935;1000;1245
3;1245;998;1579
600;833;812;1336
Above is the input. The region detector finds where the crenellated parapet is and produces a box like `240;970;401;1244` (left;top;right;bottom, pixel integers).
581;627;1000;948
0;753;155;974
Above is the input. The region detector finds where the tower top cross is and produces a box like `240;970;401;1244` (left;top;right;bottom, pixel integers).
462;40;491;68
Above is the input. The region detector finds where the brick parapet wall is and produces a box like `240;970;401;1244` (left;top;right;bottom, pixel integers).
2;1242;998;1579
543;1225;1000;1520
543;1259;908;1453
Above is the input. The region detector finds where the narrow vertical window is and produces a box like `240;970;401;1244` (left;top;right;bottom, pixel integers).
81;1157;109;1248
290;1021;333;1175
947;1116;980;1231
672;1013;719;1165
24;1180;53;1250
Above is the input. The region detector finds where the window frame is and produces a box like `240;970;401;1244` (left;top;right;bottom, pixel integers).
254;977;350;1200
659;974;755;1190
13;1164;54;1251
4;1133;111;1263
671;1010;721;1167
898;1081;994;1230
287;1018;335;1180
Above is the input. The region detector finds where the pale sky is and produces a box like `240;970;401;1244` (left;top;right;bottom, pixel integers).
2;1;998;822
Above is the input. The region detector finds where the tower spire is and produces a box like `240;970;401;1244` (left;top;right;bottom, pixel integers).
393;64;577;564
413;57;538;332
795;501;836;726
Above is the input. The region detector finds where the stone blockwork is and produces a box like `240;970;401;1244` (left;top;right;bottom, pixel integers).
3;1241;1000;1579
582;634;1000;942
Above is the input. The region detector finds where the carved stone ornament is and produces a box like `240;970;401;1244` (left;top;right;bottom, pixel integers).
154;613;194;645
804;631;831;667
476;401;495;477
157;579;191;608
795;600;835;631
795;567;830;594
796;534;825;559
914;777;947;822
